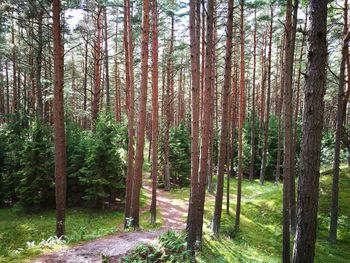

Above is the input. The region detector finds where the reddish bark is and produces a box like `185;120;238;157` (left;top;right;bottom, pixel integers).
52;0;67;238
130;0;150;227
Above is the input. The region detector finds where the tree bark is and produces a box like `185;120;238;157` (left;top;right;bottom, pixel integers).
329;1;349;244
35;10;44;119
52;0;67;238
196;0;214;244
104;6;111;111
150;0;159;225
249;8;257;181
187;0;201;253
282;1;294;261
130;0;150;228
260;8;273;185
235;0;245;232
289;0;299;235
292;0;328;261
92;6;102;122
123;0;135;228
212;0;234;237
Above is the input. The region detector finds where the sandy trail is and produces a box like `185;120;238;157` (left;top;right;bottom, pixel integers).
32;184;188;263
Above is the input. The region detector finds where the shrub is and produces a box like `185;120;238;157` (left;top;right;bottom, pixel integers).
79;114;127;208
121;230;191;263
16;120;55;211
168;123;191;187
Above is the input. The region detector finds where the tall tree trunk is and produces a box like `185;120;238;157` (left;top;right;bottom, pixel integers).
52;0;67;238
275;36;285;183
196;0;214;244
130;0;150;228
259;35;266;128
0;61;4;122
207;0;217;193
35;10;44;118
163;15;174;192
235;0;245;232
92;6;102;122
83;15;88;129
187;0;201;253
150;0;159;225
11;17;17;114
329;0;349;244
289;0;299;235
292;0;328;261
212;0;234;237
114;15;121;122
5;61;10;118
260;8;273;185
123;0;135;228
249;8;257;181
104;6;110;111
282;0;294;261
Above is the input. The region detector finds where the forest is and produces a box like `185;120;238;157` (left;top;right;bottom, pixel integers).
0;0;349;262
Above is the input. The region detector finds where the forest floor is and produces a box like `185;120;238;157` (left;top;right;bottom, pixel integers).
30;182;188;263
1;167;349;263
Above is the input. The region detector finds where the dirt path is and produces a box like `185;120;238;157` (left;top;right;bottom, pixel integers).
33;185;188;263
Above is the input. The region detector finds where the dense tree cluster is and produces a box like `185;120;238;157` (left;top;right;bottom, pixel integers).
0;0;348;262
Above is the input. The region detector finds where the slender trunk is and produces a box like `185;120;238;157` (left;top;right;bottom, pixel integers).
260;8;273;185
163;16;174;192
282;0;293;260
5;61;9;118
196;0;214;244
150;0;159;225
83;15;88;128
92;7;102;122
0;61;4;122
53;0;67;238
235;0;245;232
259;35;266;128
35;11;44;118
11;17;17;114
114;15;121;122
276;36;285;183
187;0;201;253
249;9;257;181
212;0;234;237
289;0;299;235
123;0;135;228
104;6;110;111
207;0;217;193
130;0;150;227
292;0;328;261
329;2;349;244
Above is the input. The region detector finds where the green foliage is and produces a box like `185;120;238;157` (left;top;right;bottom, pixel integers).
79;114;127;208
0;118;28;206
168;123;191;187
16;120;55;211
121;230;191;263
321;129;347;165
0;114;128;211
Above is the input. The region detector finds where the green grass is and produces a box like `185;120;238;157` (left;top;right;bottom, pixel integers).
0;208;124;262
166;168;350;262
0;185;162;263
